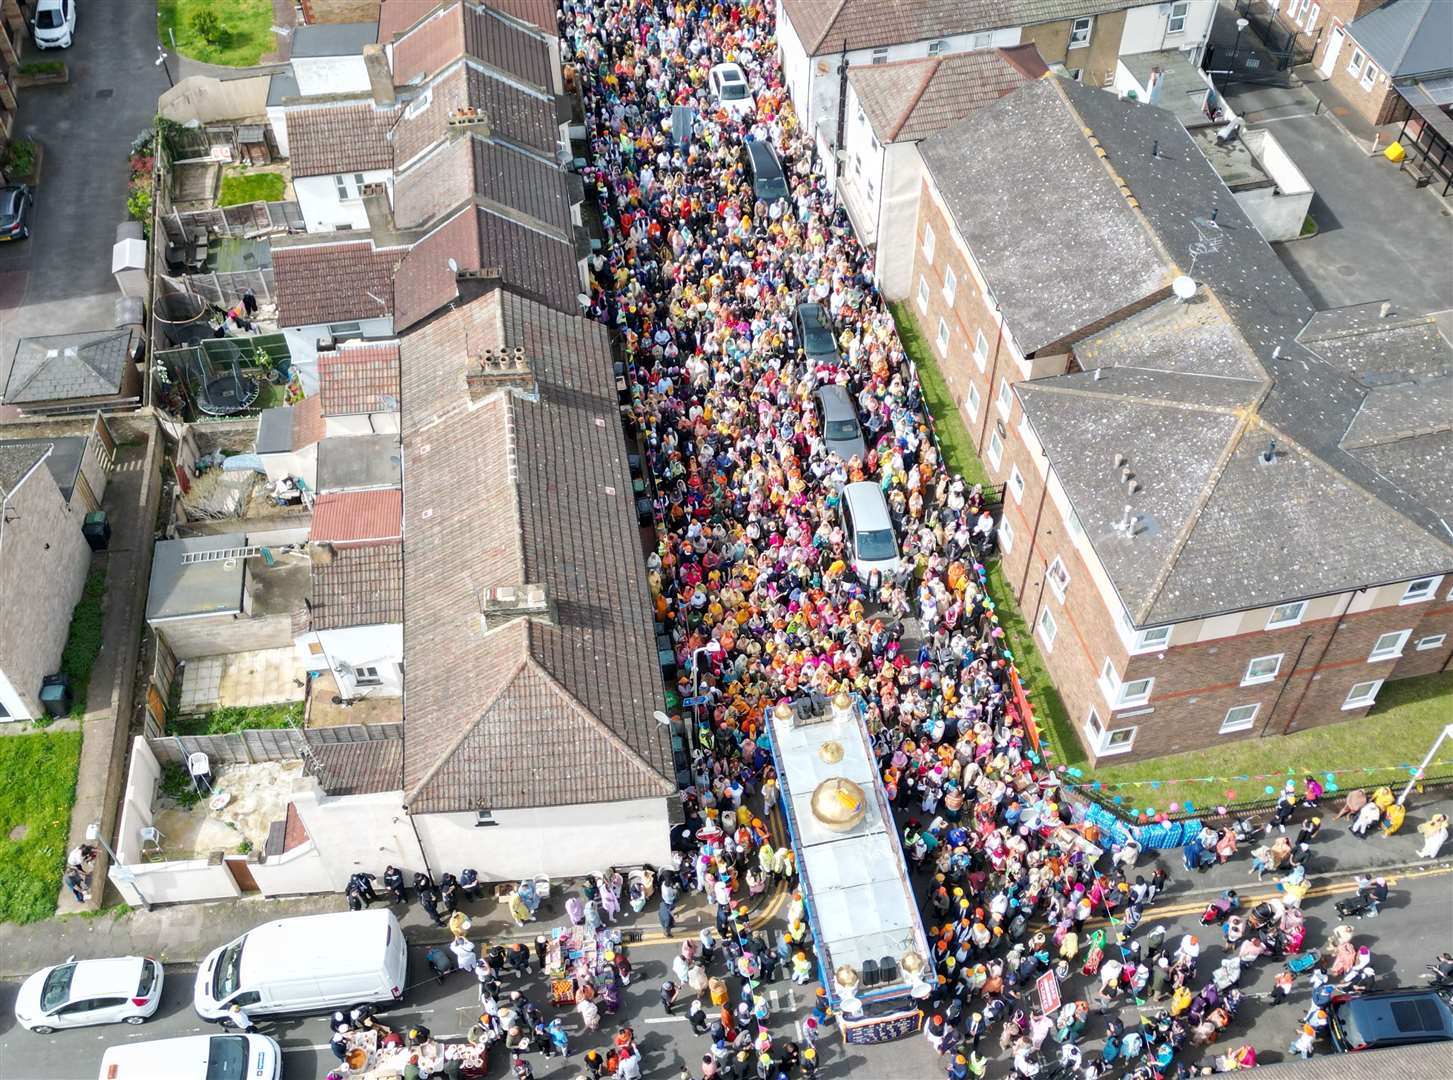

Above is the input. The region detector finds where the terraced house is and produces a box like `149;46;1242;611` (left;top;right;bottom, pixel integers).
909;76;1453;762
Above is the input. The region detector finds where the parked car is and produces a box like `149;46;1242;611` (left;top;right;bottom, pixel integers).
795;302;840;364
745;141;789;202
840;480;900;584
0;185;32;242
1329;989;1453;1052
31;0;76;49
14;955;163;1033
814;384;866;463
708;62;754;119
194;909;406;1021
98;1033;280;1080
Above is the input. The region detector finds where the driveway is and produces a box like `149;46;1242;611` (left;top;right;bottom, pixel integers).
0;4;167;394
1220;80;1453;314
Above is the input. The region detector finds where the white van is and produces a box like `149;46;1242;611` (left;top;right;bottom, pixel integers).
194;909;406;1022
98;1033;279;1080
841;481;900;584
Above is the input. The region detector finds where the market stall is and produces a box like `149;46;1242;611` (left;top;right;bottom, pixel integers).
338;1028;490;1079
543;925;623;1010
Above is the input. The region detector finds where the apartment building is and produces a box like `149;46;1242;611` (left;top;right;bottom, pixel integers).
908;76;1453;762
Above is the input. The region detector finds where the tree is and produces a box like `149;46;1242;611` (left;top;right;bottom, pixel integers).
190;8;222;45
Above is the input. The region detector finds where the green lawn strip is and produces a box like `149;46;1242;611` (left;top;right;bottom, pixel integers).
218;171;285;206
158;0;275;68
0;732;83;923
57;566;107;723
1089;671;1453;802
170;700;303;736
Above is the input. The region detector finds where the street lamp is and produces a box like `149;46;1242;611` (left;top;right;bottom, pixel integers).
1232;17;1250;64
688;641;724;753
1398;722;1453;806
156;47;174;90
86;821;150;910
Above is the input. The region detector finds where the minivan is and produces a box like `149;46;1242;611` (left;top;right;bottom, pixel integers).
814;384;866;463
1329;989;1453;1052
98;1033;280;1080
746;141;789;202
194;909;407;1022
840;481;900;584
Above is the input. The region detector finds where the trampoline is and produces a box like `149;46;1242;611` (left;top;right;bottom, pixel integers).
154;292;214;349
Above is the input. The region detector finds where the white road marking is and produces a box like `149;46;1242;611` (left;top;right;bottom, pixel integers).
645;1016;687;1024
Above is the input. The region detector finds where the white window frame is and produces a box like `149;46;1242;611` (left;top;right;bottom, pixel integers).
1305;3;1320;33
1242;653;1283;686
964;382;981;421
987;428;1004;470
998;516;1015;553
971;31;994;49
1347;48;1365;78
1219;703;1260;735
1167;1;1190;34
935;317;950;354
916;274;929;313
996;377;1013;419
1360;61;1377;90
1415;634;1446;651
1037;606;1058;651
1084;706;1136;756
1065;509;1084;545
1343;679;1382;710
973;328;989;370
943;266;958;305
1069;17;1093;48
1046;555;1069;602
1401;577;1438;604
1265;600;1307;630
928;39;949;57
872;47;889;64
922;222;936;262
1008;464;1025;504
1099;658;1153;708
1134;625;1171;653
1368;628;1411;662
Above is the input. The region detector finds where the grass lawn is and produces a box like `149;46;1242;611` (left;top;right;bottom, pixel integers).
170;700;303;737
889;302;992;490
218;171;285;207
56;566;106;724
0;732;83;923
158;0;275;68
1090;670;1453;803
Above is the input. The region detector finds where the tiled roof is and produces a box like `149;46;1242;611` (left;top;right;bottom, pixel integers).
285;100;395;178
318;341;401;416
391;0;554;91
273;238;403;328
302;540;404;631
310;489;403;546
783;0;1139;55
309;738;404;797
392;203;581;331
1348;0;1450;79
849;45;1047;143
400;288;672;812
0;442;49;497
393;132;577;233
291;393;326;449
3;329;136;405
379;0;557;40
392;60;560;169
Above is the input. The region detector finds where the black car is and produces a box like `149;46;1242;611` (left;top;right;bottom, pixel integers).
745;141;788;202
794;302;839;364
1329;989;1453;1052
0;185;32;241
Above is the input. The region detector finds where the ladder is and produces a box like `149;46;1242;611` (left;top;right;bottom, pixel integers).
179;545;262;565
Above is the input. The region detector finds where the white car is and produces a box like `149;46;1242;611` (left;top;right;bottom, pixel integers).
31;0;76;49
14;955;163;1033
709;62;755;119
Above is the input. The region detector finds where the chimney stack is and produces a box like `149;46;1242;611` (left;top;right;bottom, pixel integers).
480;584;556;631
362;44;395;107
467;343;537;401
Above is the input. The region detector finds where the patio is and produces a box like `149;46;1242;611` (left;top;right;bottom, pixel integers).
147;759;304;860
177;647;306;714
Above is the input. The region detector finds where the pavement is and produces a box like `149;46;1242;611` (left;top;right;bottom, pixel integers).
0;4;167;394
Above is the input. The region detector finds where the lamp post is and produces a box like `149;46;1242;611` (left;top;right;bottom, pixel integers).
1398;722;1453;806
688;641;723;753
155;47;174;90
1232;17;1250;65
86;821;150;910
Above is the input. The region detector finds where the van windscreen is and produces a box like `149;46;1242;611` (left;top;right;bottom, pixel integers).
205;1035;250;1080
213;940;244;999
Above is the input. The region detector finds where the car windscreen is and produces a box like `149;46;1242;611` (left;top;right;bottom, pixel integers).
35;9;62;29
206;1036;251;1080
758;176;789;201
826;419;860;441
857;528;897;561
801;318;835;356
1334;1003;1364;1047
0;192;20;221
720;81;748;100
41;964;75;1011
213;939;245;1000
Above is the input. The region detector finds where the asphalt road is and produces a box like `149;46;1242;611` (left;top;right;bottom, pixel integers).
0;855;1448;1080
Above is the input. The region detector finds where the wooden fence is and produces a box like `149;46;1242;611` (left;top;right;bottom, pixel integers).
148;722;404;767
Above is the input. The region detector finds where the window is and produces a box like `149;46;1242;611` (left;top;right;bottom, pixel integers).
987;428;1004;469
1008;465;1025;504
965;382;981;421
943;266;958;305
1360;61;1377;91
1265;600;1307;629
1347;48;1365;78
998;516;1014;552
1134;626;1171;652
973;328;989;370
353;665;383;686
1401;577;1438;603
1305;3;1320;32
475;809;499;827
1099;659;1152;707
1167;1;1190;34
1243;654;1283;686
971;32;994;49
1084;707;1137;756
1069;17;1093;47
1368;629;1411;662
922;222;936;261
1343;679;1382;709
872;47;889;64
1220;704;1260;735
916;274;929;313
1416;634;1447;651
996;377;1013;418
1037;607;1058;650
1046;556;1069;601
935;317;950;354
1066;509;1084;545
928;39;948;56
334;174;352;200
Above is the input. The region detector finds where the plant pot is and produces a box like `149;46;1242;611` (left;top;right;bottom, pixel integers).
15;62;68;88
5;140;43;188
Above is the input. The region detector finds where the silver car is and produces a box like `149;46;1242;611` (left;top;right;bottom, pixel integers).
815;384;866;462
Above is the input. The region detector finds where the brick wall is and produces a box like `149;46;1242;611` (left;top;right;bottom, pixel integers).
1324;33;1404;126
1021;10;1128;88
1270;0;1375;68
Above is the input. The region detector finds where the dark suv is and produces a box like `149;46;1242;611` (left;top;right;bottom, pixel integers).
1329;989;1453;1052
745;141;789;202
794;303;838;364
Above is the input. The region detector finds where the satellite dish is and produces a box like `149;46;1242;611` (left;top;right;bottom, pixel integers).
1172;275;1197;302
447;257;459;275
653;711;673;727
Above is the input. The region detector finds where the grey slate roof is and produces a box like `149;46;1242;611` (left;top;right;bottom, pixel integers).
391;59;560;170
399;287;672;812
393;131;577;233
4;329;135;405
0;437;84;502
292;22;378;58
309;738;404;796
1348;0;1452;79
0;442;49;498
974;78;1453;625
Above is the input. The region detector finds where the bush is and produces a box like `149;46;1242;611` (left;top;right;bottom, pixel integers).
57;568;106;723
19;61;64;77
130;128;156;156
129;154;155;178
190;8;222;44
160;763;203;809
4;139;36;177
127;186;152;227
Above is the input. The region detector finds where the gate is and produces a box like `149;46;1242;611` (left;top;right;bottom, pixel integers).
1233;0;1323;72
146;634;178;738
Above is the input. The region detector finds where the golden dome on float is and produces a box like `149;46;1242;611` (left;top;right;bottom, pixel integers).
818;740;845;764
833;691;852;712
811;777;867;831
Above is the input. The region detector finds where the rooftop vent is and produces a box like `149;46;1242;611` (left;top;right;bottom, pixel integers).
480;583;556;631
467;345;537;401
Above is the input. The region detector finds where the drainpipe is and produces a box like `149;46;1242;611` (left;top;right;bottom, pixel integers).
1258;631;1312;738
975;305;1006;455
1277;590;1358;735
1016;455;1052;602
